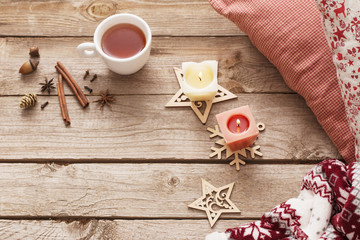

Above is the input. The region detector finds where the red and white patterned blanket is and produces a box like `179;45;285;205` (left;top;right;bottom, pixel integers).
207;160;360;240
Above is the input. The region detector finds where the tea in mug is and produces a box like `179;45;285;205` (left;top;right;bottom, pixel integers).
101;23;146;59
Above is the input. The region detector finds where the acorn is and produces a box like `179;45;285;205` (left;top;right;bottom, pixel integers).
19;59;39;74
29;46;40;57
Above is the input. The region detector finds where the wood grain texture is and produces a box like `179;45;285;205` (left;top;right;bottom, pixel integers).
0;0;240;37
0;94;339;161
0;163;310;218
0;0;342;238
0;219;249;240
0;37;289;95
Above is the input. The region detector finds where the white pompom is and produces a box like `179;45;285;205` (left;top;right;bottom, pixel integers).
205;232;230;240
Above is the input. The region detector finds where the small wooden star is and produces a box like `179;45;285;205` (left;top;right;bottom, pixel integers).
165;67;237;124
188;179;241;227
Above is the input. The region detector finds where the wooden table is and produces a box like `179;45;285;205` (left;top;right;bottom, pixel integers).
0;1;340;239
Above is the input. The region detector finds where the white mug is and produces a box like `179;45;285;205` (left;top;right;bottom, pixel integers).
77;13;152;75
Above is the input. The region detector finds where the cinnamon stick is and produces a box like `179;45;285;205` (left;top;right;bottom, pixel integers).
58;61;89;106
57;83;65;121
57;74;71;126
55;65;86;108
55;61;89;108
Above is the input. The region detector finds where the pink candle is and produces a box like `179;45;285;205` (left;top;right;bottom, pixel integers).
216;105;259;152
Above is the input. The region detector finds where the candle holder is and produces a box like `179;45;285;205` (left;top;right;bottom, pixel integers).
166;67;237;124
207;122;265;171
181;61;218;101
216;106;259;151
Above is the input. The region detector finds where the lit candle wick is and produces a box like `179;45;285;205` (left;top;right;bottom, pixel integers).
198;72;203;81
236;119;241;133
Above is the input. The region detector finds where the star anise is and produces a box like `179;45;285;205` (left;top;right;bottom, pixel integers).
39;77;55;94
93;89;115;110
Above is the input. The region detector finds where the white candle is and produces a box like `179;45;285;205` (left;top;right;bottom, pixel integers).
181;60;218;101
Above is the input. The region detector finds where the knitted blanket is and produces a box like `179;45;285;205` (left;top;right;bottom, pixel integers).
206;160;360;240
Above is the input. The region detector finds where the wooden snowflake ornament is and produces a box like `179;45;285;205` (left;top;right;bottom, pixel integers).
208;123;265;171
165;67;237;124
188;179;241;228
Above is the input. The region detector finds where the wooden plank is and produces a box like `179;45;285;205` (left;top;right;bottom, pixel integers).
0;0;240;37
0;94;339;161
0;163;310;218
0;219;250;240
0;37;289;95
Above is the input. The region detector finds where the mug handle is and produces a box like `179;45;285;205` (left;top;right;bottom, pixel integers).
77;42;97;57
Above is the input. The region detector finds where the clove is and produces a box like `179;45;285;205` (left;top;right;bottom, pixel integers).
84;86;93;94
90;74;97;82
83;69;90;80
41;101;49;110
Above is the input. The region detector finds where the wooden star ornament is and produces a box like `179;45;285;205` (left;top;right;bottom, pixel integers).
188;179;241;227
165;67;237;124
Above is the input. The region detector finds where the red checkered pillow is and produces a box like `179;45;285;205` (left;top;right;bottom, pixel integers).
209;0;355;163
314;1;360;163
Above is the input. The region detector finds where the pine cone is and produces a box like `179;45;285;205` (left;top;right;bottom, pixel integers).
20;93;37;109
